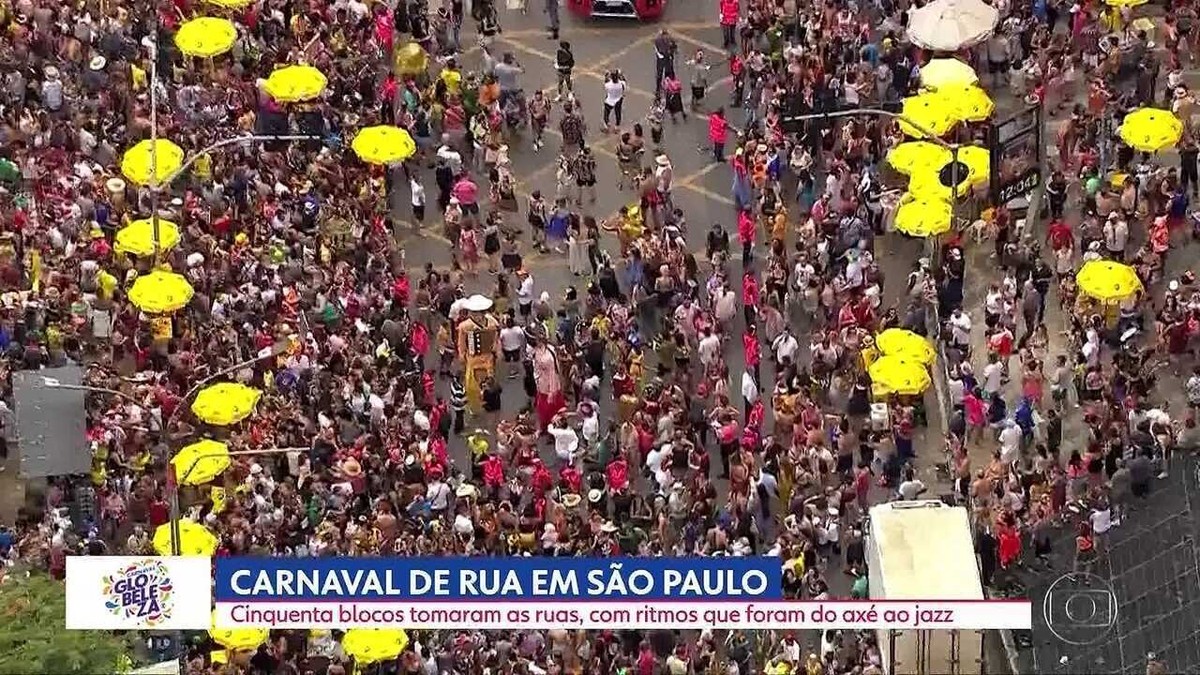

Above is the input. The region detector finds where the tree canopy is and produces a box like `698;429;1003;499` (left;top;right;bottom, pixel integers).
0;570;135;675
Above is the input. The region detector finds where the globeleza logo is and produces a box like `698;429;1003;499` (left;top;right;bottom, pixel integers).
101;559;174;626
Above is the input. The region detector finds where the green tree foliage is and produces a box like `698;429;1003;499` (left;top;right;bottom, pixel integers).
0;571;134;675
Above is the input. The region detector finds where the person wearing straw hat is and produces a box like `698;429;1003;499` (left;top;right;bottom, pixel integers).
456;294;500;411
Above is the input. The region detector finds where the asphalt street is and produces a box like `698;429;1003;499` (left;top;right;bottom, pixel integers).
1014;455;1200;675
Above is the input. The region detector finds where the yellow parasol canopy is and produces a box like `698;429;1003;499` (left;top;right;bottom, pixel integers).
885;141;952;176
868;355;932;397
1119;107;1183;153
262;65;328;103
898;93;959;139
1075;259;1143;303
205;0;257;7
115;219;182;257
938;84;995;122
351;125;417;164
171;439;231;486
1105;0;1149;6
152;519;218;556
210;611;269;651
919;58;978;89
192;383;263;426
121;139;185;186
893;193;953;238
875;328;937;365
174;17;238;58
128;271;195;314
394;42;429;75
953;145;991;187
341;629;410;665
908;167;973;201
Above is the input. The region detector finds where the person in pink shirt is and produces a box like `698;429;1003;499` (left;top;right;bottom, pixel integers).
964;387;987;445
452;174;479;215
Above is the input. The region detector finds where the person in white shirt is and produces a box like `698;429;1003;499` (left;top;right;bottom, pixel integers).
578;402;599;447
1104;213;1129;261
949;308;972;348
499;318;526;378
1089;499;1112;551
547;415;579;466
982;356;1005;398
741;370;758;414
436;137;463;174
517;270;535;318
698;329;722;367
426;477;451;514
602;71;626;132
771;326;799;368
409;175;426;223
999;422;1021;465
898;468;926;500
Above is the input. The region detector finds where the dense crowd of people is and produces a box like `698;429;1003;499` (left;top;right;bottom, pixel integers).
0;0;1195;673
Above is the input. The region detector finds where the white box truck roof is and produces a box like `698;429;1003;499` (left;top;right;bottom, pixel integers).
867;500;985;675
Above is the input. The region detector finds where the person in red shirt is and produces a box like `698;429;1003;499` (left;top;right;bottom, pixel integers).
1045;218;1073;253
987;325;1015;376
742;322;761;383
719;0;739;48
708;107;728;163
737;207;756;267
742;270;759;325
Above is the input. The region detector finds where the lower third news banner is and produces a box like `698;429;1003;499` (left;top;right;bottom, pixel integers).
214;558;1032;631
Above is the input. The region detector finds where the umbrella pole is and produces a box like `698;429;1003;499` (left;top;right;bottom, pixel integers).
149;12;162;264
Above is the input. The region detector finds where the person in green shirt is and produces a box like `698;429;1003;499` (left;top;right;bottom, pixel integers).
851;569;869;598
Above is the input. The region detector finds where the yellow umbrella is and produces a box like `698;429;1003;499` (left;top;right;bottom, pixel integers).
115;219;182;257
121;139;185;186
909;167;973;201
1075;259;1143;303
919;58;978;89
152;519;218;556
868;355;932;397
939;84;995;122
210;611;269;651
1119;107;1183;153
205;0;256;7
341;629;410;665
174;17;238;58
395;42;429;75
128;271;195;314
171;439;231;486
885;141;952;176
875;328;936;365
351;125;417;164
192;383;263;426
953;145;991;187
898;93;959;139
262;65;328;103
1105;0;1149;6
893;193;953;237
